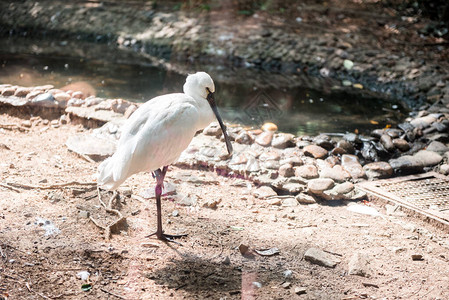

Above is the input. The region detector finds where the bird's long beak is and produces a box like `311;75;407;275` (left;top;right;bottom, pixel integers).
207;92;233;155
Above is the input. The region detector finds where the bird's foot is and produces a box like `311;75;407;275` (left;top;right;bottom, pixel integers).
146;231;188;244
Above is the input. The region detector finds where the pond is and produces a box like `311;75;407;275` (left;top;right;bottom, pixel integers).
0;44;407;136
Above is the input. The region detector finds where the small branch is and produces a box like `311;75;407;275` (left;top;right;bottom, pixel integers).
3;181;97;190
100;288;126;299
0;123;29;132
0;182;21;193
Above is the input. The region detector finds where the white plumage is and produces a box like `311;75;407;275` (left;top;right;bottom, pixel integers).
97;72;232;241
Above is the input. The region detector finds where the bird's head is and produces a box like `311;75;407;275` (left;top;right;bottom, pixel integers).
184;72;233;156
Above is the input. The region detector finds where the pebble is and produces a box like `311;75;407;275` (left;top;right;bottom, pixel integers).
363;162;393;180
295;193;317;204
380;134;395;152
319;165;351;183
272;133;295;149
261;122;278;132
14;87;33;97
294;164;319;179
252;186;277;199
54;92;71;102
426;141;449;154
336;140;355;154
348;252;372;277
304;247;340;268
341;154;366;179
21;120;32;128
235;131;254;144
202;198;221;209
304;145;328;159
255;131;274;147
203;122;222;136
307;178;335;195
392;138;410;152
282;197;299;207
294;287;307;295
279;163;294;177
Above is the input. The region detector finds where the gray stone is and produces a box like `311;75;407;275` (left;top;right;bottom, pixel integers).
66;134;116;161
319;165;351;183
336;140;355;154
363;162;393;180
272;133;295;149
393;138;411;152
304;145;328;159
341;154;366;180
280;183;305;194
280;156;303;167
282;197;299;207
279;163;294;177
308;178;335;194
255;131;274;147
426;141;449;155
262;160;280;170
246;157;261;173
203;122;222;136
295;164;319;179
410;115;437;129
32;92;59;107
235;131;254;145
389;155;423;174
414;150;443;167
252;186;277;198
343;133;361;144
295;193;317;204
348;253;372;277
380;134;395;152
304;247;340;268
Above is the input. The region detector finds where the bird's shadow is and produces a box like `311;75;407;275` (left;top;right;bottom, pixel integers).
146;252;243;297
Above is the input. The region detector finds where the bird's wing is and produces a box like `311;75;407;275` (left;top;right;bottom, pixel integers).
112;94;199;182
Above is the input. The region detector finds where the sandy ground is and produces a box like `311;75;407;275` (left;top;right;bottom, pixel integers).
0;112;449;300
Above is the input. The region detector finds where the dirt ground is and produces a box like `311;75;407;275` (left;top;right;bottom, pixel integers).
0;113;449;300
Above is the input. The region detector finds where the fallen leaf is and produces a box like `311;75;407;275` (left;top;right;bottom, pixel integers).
255;247;280;256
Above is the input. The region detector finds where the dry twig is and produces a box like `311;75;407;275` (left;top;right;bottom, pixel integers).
89;188;126;240
2;181;96;190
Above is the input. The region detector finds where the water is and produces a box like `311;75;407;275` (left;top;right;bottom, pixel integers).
0;52;406;135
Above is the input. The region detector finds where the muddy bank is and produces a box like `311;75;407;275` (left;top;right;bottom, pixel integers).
1;0;449;108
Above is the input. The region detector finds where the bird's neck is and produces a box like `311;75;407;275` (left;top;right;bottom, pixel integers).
193;95;215;130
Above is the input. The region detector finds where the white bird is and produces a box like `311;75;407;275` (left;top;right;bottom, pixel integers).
97;72;233;241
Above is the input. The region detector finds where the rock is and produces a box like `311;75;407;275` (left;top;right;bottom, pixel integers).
322;182;358;201
79;210;90;218
363;162;393;180
389;155;423;174
1;86;16;96
66;134;116;161
252;186;277;198
393;138;410;152
281;282;291;289
319;165;351;183
262;160;280;170
341;154;366;180
294;287;307;295
124;104;138;119
414;150;442;167
280;183;305;194
261;122;278;132
282;197;299;207
177;195;197;206
348;253;372;277
203;198;221;209
54;92;71;102
21;120;32;128
304;145;328;159
426;141;449;155
336;140;355;154
313;135;334;150
259;151;280;161
32;92;59;107
411;254;424;261
304;247;340;268
279;163;294;177
255;131;274;147
343;133;361;144
72;91;84;99
295;193;317;204
267;198;282;206
246;157;261;173
410;115;437;129
230;153;248;165
280;156;303;167
203;122;222;136
235;131;254;145
380;134;395;152
14;87;33;97
439;164;449;175
295;164;319;179
272;133;295;149
307;178;335;195
26;90;43;101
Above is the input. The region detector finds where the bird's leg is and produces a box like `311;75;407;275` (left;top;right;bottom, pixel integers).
147;166;187;243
